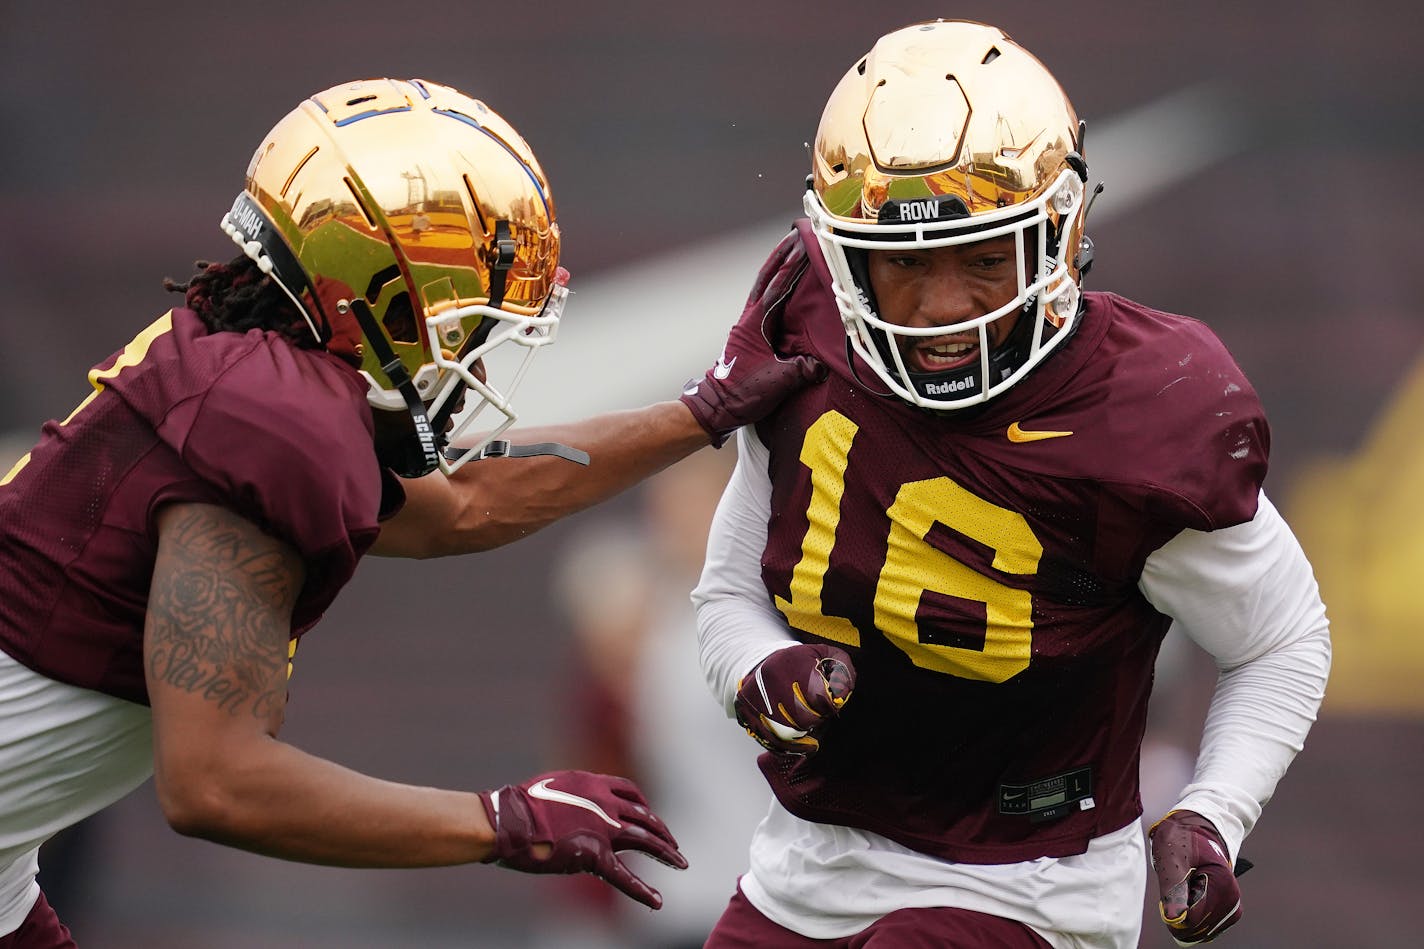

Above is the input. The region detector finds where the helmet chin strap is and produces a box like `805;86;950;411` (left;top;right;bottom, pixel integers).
445;440;590;466
340;298;444;478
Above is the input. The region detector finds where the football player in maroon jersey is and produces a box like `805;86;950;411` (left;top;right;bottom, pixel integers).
693;20;1330;949
0;78;819;945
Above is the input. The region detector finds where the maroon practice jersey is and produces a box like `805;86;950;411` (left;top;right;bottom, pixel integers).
0;308;403;704
750;221;1269;864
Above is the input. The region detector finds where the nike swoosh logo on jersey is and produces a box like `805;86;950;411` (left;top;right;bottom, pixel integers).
1006;421;1074;443
528;778;621;828
713;354;737;380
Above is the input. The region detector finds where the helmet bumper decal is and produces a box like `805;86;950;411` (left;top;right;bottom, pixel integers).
221;192;330;345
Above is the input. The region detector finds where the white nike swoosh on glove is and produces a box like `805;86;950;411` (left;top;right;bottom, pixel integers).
713;354;737;379
754;667;808;740
529;778;621;828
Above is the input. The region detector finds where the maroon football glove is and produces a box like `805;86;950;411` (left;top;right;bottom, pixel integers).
734;643;855;755
479;770;688;910
1149;810;1244;945
680;229;826;447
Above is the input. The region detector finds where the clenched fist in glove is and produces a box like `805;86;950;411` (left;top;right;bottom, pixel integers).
734;643;855;755
1150;810;1249;945
680;228;826;447
479;770;688;909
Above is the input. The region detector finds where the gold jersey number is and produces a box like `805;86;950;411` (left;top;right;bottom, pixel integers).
2;312;175;486
774;410;1041;682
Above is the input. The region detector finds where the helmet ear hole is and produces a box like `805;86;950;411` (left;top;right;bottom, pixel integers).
381;292;418;344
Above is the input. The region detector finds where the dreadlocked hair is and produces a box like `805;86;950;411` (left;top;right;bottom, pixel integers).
163;255;319;349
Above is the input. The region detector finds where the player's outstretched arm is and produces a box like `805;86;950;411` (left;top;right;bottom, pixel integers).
372;228;824;558
144;502;684;906
378;400;709;557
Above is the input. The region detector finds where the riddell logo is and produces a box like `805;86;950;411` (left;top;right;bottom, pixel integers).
925;376;973;395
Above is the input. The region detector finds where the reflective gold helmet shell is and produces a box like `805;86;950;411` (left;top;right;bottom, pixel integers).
221;78;565;475
805;20;1093;411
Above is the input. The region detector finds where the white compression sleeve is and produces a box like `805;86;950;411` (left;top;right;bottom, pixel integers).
1138;491;1331;861
692;426;798;716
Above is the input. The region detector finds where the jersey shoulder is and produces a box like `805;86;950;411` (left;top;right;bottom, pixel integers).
109;308;385;558
1050;292;1270;529
781;219;854;371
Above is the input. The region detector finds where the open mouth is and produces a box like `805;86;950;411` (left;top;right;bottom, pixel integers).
908;338;980;374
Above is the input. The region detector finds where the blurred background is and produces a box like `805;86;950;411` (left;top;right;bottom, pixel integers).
2;0;1420;945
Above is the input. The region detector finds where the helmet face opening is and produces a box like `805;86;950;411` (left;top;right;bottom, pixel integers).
419;274;569;469
805;20;1091;412
221;78;563;476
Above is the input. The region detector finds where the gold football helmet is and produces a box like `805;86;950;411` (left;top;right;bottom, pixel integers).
221;78;565;476
805;20;1094;410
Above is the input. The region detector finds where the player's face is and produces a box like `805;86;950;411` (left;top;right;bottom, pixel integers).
867;235;1022;374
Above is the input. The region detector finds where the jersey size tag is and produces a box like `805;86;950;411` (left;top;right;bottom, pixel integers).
997;767;1095;823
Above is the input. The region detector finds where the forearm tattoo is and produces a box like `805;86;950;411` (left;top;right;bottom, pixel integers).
147;506;303;723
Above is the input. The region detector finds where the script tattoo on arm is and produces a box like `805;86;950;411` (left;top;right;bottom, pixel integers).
146;503;306;729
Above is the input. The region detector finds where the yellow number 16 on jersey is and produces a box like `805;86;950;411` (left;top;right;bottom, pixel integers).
774;410;1042;683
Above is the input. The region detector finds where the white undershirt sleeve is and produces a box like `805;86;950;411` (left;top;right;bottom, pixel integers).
692;426;799;717
1137;490;1331;863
